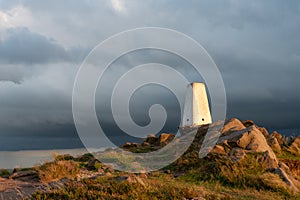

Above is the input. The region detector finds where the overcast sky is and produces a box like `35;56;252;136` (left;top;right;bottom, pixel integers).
0;0;300;151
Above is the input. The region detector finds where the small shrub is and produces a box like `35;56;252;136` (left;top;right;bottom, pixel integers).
0;168;10;177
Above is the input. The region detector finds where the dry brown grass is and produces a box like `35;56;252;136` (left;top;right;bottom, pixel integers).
35;160;79;182
30;174;294;200
259;172;289;191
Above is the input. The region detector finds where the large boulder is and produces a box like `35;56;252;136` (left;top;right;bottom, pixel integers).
222;118;246;136
218;125;278;169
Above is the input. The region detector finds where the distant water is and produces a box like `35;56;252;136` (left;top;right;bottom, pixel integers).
0;148;99;169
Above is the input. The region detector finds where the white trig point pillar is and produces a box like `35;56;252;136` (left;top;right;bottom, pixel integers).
182;82;212;126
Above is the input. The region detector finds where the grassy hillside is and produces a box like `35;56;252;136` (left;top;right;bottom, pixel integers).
2;118;300;199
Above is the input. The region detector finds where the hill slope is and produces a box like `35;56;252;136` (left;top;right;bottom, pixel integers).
1;118;300;199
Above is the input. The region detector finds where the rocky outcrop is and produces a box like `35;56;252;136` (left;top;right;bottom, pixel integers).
219;125;278;169
288;136;300;156
121;133;176;150
217;118;300;192
221;118;246;136
218;125;278;168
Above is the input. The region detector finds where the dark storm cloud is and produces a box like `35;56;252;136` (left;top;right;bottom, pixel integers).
0;0;300;150
0;27;87;64
0;27;89;82
0;27;67;63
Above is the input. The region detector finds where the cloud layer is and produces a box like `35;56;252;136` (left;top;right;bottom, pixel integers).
0;0;300;150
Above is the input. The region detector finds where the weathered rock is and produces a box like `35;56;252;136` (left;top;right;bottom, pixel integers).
141;142;150;147
0;178;46;199
257;150;279;169
258;127;269;138
144;134;158;145
159;133;175;145
113;175;145;186
270;131;285;145
267;137;281;152
218;125;278;169
210;145;226;155
275;168;299;193
279;161;290;173
242;120;255;127
285;136;295;146
121;142;140;149
288;136;300;156
9;170;39;182
222;118;246;136
228;148;246;162
122;142;132;148
86;158;101;171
